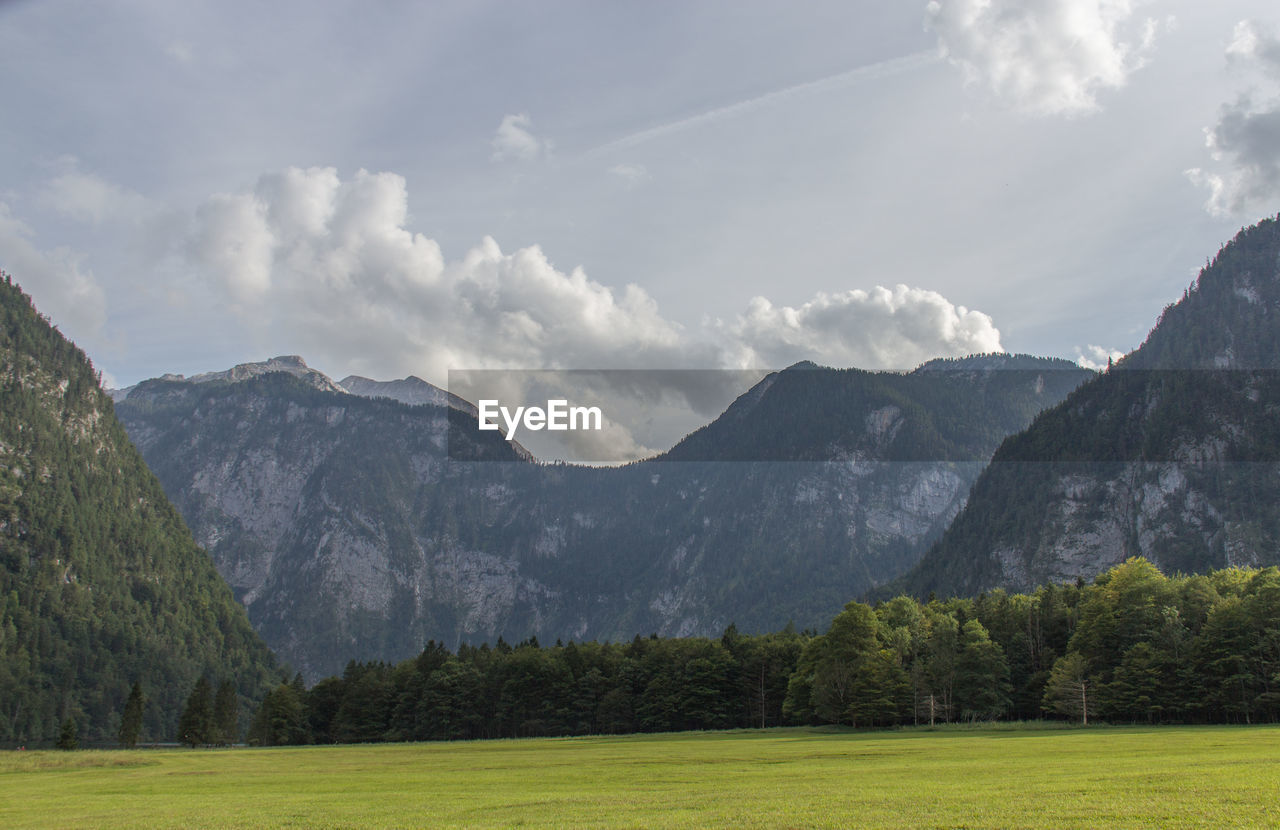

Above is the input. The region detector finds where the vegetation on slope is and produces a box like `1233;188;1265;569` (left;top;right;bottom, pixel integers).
899;216;1280;597
0;274;282;745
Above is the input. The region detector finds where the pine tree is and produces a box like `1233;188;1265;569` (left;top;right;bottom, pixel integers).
118;683;144;748
56;718;78;750
212;680;238;746
177;676;214;747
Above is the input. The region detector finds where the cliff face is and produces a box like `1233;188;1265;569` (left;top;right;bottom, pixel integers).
901;216;1280;598
116;357;1089;680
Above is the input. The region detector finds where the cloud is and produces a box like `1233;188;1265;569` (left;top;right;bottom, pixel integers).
1074;344;1123;370
608;163;650;188
587;52;935;157
0;202;106;337
925;0;1159;116
182;167;1008;458
184;167;688;382
38;167;150;225
490;113;551;162
717;285;1003;371
1226;19;1280;76
1188;20;1280;216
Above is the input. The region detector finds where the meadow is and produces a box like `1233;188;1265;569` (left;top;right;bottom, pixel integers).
2;724;1278;828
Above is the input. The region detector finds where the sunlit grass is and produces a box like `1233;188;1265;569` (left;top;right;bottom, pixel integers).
3;725;1278;828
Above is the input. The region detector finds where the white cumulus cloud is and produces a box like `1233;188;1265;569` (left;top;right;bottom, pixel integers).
718;285;1003;371
491;113;551;162
925;0;1159;116
1188;20;1280;216
184;167;686;381
180;167;1010;458
1074;343;1122;370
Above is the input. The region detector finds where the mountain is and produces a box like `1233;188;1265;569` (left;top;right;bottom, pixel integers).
0;275;281;745
108;354;343;401
337;374;477;414
898;215;1280;598
115;353;1089;680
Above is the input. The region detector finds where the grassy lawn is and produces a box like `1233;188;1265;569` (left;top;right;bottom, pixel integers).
2;724;1278;828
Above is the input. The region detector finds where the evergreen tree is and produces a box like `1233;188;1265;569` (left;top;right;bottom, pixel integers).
213;680;238;746
56;718;78;750
177;676;214;747
118;683;144;748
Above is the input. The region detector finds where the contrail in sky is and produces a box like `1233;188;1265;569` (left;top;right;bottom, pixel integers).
586;50;939;158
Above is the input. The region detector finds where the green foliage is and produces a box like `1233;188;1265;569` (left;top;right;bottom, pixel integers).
177;676;213;747
212;680;238;745
1043;653;1095;724
117;683;143;749
55;717;78;750
0;277;281;745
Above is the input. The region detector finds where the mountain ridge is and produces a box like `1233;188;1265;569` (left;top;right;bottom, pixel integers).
895;215;1280;599
115;352;1090;679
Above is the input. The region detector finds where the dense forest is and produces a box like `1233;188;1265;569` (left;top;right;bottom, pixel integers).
243;558;1280;746
0;274;282;746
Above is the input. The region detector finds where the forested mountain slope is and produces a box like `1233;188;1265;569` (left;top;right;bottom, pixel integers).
899;216;1280;598
0;275;281;745
116;354;1088;680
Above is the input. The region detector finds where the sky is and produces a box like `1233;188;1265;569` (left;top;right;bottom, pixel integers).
3;0;1280;441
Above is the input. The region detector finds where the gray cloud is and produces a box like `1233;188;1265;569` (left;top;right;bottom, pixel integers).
0;202;106;338
925;0;1159;116
37;165;150;226
1188;20;1280;216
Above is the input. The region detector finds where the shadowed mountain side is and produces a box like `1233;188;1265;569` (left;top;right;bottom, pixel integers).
894;216;1280;599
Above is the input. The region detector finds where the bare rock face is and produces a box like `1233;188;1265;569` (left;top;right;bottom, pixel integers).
902;217;1280;599
116;356;1088;680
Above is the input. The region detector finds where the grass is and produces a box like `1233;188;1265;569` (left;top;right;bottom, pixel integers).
2;724;1278;828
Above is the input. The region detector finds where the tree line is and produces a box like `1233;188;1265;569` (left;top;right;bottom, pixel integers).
194;558;1280;747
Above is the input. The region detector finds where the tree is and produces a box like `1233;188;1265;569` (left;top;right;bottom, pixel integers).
247;683;309;746
953;620;1012;721
56;717;78;750
213;680;238;746
1043;652;1095;725
177;676;214;747
118;683;144;748
796;601;907;727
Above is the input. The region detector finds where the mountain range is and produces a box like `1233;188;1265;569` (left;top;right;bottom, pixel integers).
113;352;1089;679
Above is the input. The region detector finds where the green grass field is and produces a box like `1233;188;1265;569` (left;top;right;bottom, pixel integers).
3;725;1278;828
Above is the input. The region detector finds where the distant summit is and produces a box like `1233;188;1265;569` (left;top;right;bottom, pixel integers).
337;374;476;414
115;356;475;414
